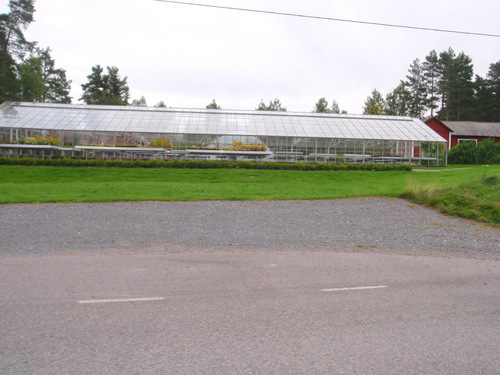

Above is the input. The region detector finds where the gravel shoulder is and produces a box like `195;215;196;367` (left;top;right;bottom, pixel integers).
0;198;498;259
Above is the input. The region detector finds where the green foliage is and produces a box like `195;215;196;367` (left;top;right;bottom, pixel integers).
484;61;500;122
257;98;287;112
438;49;475;121
423;50;440;116
222;140;267;151
206;99;221;109
18;55;44;101
385;83;412;116
0;0;35;59
80;65;129;105
14;48;72;103
313;97;329;113
385;49;498;120
15;135;61;146
363;89;387;115
448;139;500;164
114;144;138;148
130;96;147;107
404;58;427;118
0;157;411;171
154;101;167;108
0;2;71;104
402;172;500;226
0;44;21;102
188;140;268;152
0;0;36;102
36;47;72;103
149;138;172;149
313;97;341;114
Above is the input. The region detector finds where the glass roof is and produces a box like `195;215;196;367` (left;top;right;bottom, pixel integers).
0;102;446;142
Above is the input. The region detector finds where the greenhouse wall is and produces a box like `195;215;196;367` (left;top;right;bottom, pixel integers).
0;102;448;166
0;127;447;166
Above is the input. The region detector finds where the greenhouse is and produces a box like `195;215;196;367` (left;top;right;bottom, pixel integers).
0;102;447;165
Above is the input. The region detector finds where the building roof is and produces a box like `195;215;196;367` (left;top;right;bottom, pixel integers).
442;121;500;137
0;102;446;142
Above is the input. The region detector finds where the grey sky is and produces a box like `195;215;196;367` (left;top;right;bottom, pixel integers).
2;0;499;113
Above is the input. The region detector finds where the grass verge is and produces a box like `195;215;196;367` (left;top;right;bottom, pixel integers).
402;170;500;227
0;166;409;203
0;164;498;226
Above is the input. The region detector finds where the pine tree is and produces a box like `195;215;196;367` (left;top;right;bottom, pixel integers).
36;48;71;103
106;66;129;105
18;55;44;101
363;89;386;115
486;61;500;121
313;98;341;113
257;98;287;111
130;96;147;107
404;59;427;118
330;100;341;114
0;2;71;104
435;48;474;120
206;99;221;109
80;65;129;105
0;0;35;102
422;50;440;117
473;75;495;122
0;39;20;102
0;0;35;59
80;65;106;104
453;52;474;120
437;48;456;120
45;67;71;103
385;83;412;116
313;97;330;113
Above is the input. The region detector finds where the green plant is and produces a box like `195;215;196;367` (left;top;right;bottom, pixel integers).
402;173;500;226
448;139;500;164
189;140;267;152
149;138;172;149
0;157;413;171
114;144;138;148
15;136;62;146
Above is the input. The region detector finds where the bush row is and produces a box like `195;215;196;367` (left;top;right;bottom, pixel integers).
448;139;500;164
0;157;412;171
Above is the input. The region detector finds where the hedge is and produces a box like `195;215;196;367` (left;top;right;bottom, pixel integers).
448;139;500;164
0;157;413;171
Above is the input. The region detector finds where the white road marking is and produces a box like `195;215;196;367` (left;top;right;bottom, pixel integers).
321;285;388;292
78;297;165;304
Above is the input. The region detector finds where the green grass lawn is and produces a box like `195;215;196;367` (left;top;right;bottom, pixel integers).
1;164;499;225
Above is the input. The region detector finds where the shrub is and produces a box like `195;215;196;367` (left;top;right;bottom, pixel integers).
114;144;138;148
16;136;62;146
448;139;500;164
188;140;267;152
0;157;413;171
149;138;172;149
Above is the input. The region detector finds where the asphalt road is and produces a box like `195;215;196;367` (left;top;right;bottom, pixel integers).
1;200;499;374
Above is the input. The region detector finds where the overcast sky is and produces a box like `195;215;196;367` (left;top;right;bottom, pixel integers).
2;0;499;113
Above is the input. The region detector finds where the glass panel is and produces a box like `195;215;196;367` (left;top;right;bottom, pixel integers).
0;103;447;147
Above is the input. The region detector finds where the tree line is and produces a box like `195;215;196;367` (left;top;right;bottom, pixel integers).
0;0;72;103
1;1;498;121
363;49;500;121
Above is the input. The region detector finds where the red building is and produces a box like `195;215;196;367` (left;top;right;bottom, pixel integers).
424;117;500;149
